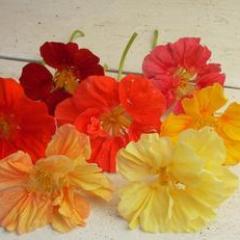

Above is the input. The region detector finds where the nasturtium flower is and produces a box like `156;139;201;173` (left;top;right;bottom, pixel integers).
0;78;55;162
20;41;104;114
117;128;238;233
56;74;166;172
142;37;225;112
0;124;112;234
161;83;240;164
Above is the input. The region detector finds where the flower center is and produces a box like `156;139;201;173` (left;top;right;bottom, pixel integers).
28;156;73;193
0;115;16;139
100;105;132;136
174;67;197;99
0;118;10;138
194;115;216;129
150;167;186;190
54;68;78;94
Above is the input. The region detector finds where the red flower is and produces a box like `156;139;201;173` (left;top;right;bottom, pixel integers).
0;78;56;162
56;75;166;172
142;37;225;112
20;42;104;114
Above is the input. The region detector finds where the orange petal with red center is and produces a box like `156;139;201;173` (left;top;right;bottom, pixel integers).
46;124;91;161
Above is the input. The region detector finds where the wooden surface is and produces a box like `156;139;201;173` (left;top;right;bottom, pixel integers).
0;0;240;239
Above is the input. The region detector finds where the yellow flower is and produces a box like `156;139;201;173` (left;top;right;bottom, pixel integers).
0;124;113;234
117;128;238;232
161;83;240;164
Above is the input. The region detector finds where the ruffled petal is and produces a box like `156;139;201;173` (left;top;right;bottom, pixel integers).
13;97;56;162
19;63;53;100
170;142;203;186
40;42;78;69
70;162;113;201
51;188;90;232
89;136;127;172
223;138;240;165
46;124;91;162
119;74;166;124
0;151;32;190
160;113;193;136
218;102;240;141
0;188;51;234
73;76;119;111
182;84;227;116
118;182;173;232
0;78;24;109
118;133;172;181
73;48;104;79
55;97;80;125
178;128;226;168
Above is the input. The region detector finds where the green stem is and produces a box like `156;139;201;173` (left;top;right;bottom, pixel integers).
117;32;138;80
69;30;85;42
151;30;159;49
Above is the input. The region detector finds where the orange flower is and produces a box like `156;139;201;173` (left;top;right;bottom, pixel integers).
161;84;240;164
56;75;166;172
0;124;112;234
0;78;55;162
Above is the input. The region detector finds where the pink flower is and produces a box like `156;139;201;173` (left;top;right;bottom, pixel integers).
142;37;225;113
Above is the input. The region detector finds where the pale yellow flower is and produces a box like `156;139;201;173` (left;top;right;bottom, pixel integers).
117;127;238;232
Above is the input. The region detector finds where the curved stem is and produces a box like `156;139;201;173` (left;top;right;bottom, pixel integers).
151;30;159;49
69;30;85;42
117;32;138;80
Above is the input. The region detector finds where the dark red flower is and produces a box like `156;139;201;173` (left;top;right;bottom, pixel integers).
0;78;56;162
20;42;104;114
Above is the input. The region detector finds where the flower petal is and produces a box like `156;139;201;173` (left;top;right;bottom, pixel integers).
73;76;119;111
19;63;53;100
51;188;90;232
118;133;172;181
13;97;56;162
0;151;32;190
0;78;24;108
70;162;113;201
119;74;166;125
118;182;173;232
178;127;226;168
40;42;78;69
219;102;240;141
160;113;193;137
0;188;51;234
55;98;80;125
46;124;91;161
182;84;227;116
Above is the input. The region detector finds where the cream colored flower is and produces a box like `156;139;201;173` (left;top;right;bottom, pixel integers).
117;127;238;232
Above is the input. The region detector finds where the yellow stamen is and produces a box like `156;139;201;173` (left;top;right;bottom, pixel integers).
100;105;132;136
174;67;197;99
54;68;78;94
28;156;73;193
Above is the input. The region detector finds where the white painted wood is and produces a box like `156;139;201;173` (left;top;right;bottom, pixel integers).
0;0;240;239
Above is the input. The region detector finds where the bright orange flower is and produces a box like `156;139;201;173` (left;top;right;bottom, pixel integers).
161;83;240;164
55;75;166;172
0;78;55;162
0;124;112;234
